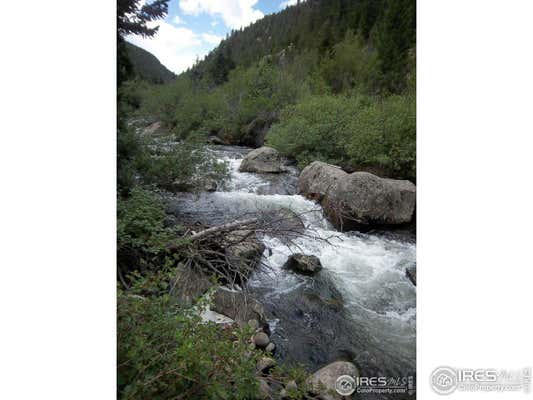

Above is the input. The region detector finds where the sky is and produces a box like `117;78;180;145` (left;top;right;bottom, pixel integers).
127;0;302;74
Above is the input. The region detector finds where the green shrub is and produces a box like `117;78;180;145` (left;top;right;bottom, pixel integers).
117;120;228;195
118;287;261;399
267;94;365;167
117;188;177;274
345;94;416;180
117;123;149;196
267;93;415;180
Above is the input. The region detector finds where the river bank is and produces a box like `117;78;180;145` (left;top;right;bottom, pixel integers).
163;145;416;389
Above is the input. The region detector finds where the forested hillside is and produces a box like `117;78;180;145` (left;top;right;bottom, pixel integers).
121;0;416;183
124;42;176;83
194;0;415;93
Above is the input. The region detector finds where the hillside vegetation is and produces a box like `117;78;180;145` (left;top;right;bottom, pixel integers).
125;42;176;83
123;0;416;181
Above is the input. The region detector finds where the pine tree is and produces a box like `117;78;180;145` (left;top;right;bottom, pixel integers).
375;0;416;93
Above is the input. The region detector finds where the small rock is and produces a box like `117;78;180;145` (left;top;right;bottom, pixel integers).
257;378;272;399
204;179;217;192
283;254;323;275
253;332;270;348
406;265;416;286
256;357;276;373
286;380;297;391
248;319;259;330
265;342;276;354
279;389;288;399
249;342;256;351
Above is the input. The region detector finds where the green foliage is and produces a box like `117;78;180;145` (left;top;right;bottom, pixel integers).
267;93;416;180
117;188;173;255
345;94;416;179
319;31;379;94
138;60;307;144
117;123;147;196
267;94;355;166
118;285;261;399
117;188;178;274
190;0;414;95
215;61;306;142
117;0;169;39
117;118;228;195
375;0;416;93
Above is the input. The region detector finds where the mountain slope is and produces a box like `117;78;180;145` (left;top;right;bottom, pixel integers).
125;42;175;84
190;0;414;93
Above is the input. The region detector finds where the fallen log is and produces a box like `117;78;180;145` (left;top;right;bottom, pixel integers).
187;218;258;242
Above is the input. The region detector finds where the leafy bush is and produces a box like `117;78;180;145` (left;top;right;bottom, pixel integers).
118;283;261;399
117;120;228;195
117;188;177;274
345;94;416;180
267;93;415;181
138;60;307;144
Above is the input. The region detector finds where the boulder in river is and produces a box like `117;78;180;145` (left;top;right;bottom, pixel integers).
306;361;359;400
239;146;285;173
406;265;416;286
212;287;266;325
299;161;416;230
283;254;323;275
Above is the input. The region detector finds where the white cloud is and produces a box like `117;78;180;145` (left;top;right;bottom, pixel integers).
279;0;305;9
127;21;209;74
179;0;264;29
172;15;184;25
202;33;223;45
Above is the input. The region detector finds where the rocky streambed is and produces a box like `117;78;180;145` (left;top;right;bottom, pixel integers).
165;145;416;398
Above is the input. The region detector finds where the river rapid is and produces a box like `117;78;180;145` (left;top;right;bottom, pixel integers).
166;145;416;389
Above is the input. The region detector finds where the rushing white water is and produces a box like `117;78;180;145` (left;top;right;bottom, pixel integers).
169;145;416;377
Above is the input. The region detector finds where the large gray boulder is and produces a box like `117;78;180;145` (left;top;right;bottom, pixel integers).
306;361;359;400
299;161;415;230
283;254;322;275
298;161;346;201
239;146;284;173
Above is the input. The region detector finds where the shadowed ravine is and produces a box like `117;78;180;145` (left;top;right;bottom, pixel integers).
166;145;416;391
